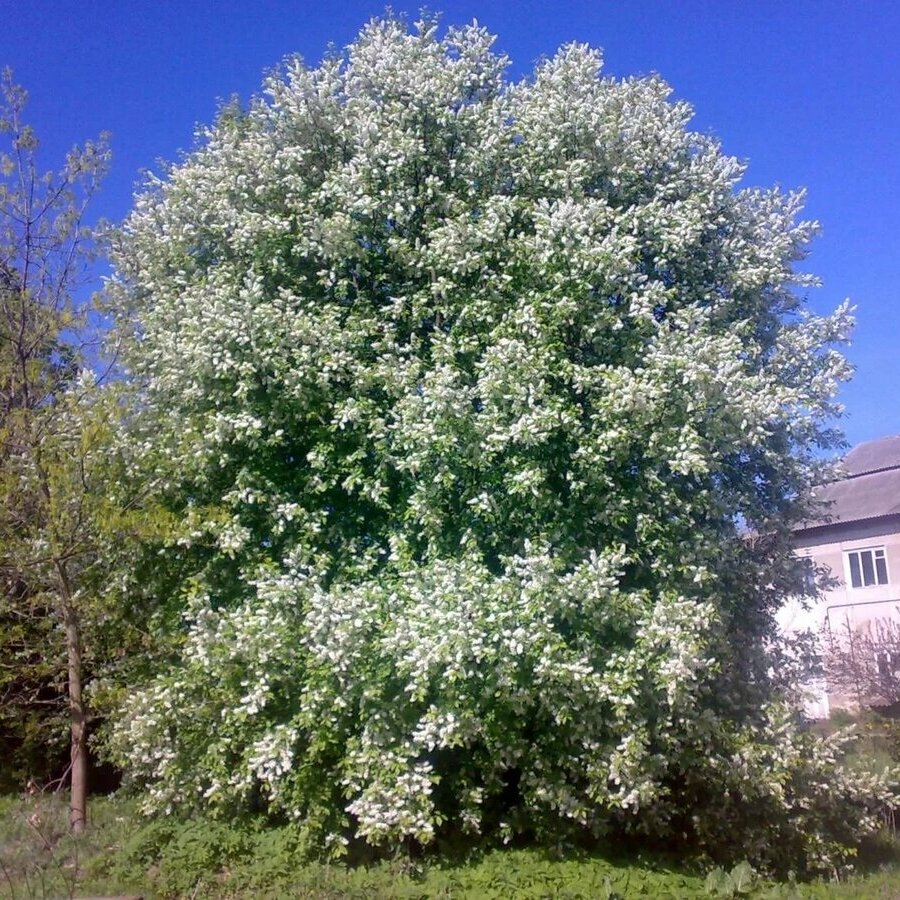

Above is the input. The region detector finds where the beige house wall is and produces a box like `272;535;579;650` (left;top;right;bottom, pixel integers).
779;515;900;716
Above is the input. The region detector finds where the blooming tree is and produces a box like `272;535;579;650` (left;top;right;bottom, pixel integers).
107;16;891;872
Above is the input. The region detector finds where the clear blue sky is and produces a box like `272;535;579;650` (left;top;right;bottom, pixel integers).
4;1;897;448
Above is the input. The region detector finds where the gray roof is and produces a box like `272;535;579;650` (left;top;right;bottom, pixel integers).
802;435;900;528
842;434;900;477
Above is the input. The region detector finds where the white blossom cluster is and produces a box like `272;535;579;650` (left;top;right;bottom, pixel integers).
107;15;886;872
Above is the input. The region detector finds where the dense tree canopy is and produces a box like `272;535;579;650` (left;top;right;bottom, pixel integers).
106;16;889;873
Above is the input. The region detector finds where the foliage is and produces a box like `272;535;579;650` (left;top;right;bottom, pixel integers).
683;705;900;874
106;13;883;875
0;792;144;899
4;794;900;898
0;68;118;816
811;708;900;785
113;829;708;898
706;861;759;897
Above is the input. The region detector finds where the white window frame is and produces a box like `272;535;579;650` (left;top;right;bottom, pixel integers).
844;546;889;589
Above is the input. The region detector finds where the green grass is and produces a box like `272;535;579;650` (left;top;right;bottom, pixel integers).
2;793;900;898
0;793;145;899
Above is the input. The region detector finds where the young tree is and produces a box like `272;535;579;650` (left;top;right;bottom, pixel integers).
107;16;890;873
0;70;113;831
824;616;900;710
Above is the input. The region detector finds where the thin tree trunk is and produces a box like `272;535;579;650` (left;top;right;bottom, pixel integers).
58;562;87;833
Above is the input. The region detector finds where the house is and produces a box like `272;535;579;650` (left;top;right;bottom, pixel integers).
779;434;900;717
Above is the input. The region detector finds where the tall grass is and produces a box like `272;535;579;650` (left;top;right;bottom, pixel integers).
1;792;899;898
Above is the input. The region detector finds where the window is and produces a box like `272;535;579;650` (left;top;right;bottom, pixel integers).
876;650;900;678
846;547;889;588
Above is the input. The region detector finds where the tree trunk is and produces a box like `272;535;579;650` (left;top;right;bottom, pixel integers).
59;562;87;833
